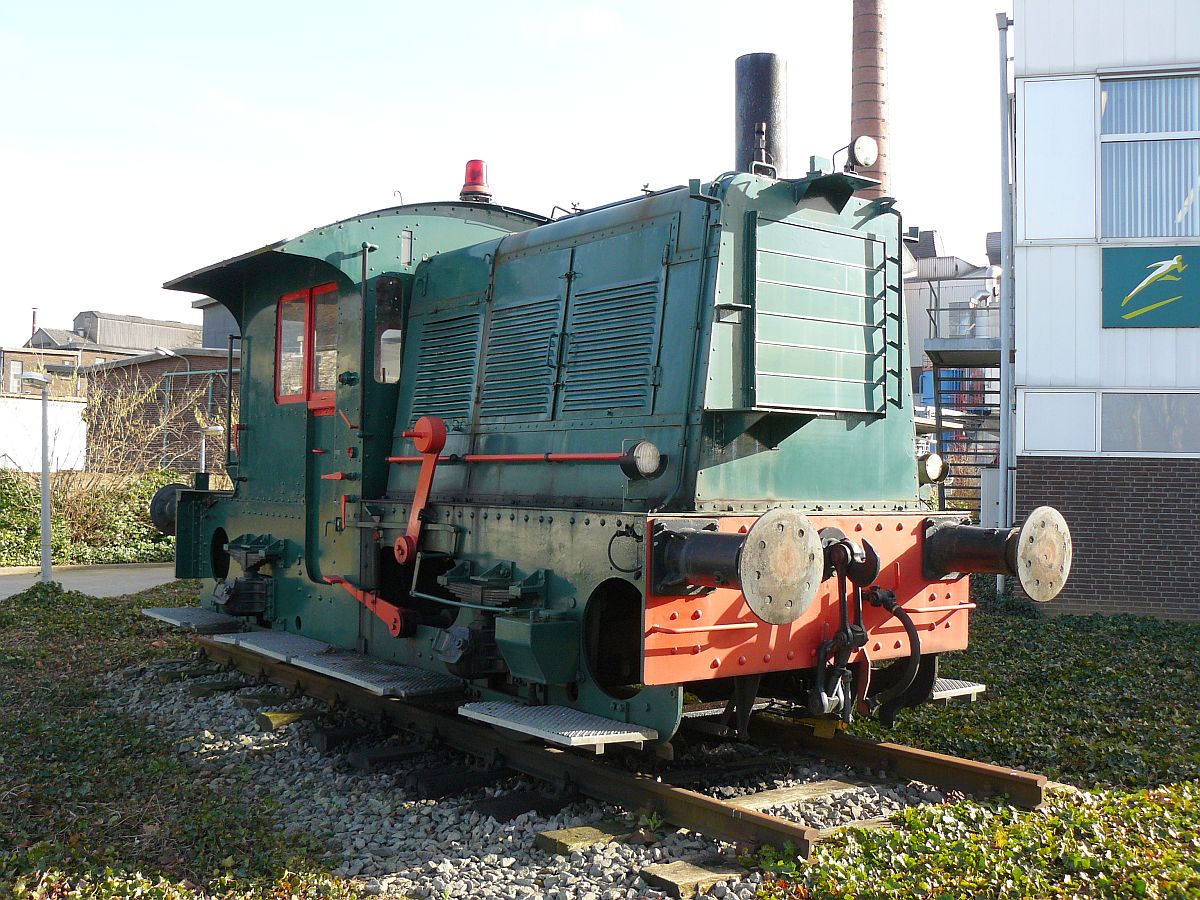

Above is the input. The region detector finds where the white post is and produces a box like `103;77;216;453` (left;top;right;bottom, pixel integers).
199;431;206;474
996;11;1015;595
39;382;51;583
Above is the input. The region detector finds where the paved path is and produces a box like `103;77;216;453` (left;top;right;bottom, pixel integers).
0;563;177;600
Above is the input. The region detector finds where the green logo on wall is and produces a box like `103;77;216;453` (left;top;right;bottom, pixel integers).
1103;246;1200;328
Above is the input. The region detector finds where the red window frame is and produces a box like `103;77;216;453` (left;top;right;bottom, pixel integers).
307;282;339;415
275;289;309;405
274;282;338;414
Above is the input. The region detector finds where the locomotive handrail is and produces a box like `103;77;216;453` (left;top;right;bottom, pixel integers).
646;622;759;635
386;451;625;464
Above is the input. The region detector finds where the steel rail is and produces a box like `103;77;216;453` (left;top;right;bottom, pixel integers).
734;715;1045;809
194;636;820;855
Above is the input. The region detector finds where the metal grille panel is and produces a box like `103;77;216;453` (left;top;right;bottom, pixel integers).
142;607;243;634
291;651;462;698
480;296;561;419
930;677;986;701
410;312;481;424
559;279;661;413
211;630;333;662
459;701;657;751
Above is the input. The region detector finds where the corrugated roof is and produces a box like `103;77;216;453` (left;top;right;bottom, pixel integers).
75;311;200;329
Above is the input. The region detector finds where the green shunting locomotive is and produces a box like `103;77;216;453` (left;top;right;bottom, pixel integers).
146;59;1071;753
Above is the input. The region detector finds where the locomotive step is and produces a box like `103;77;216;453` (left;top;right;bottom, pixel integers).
929;678;987;703
218;629;463;698
146;609;462;699
291;651;462;699
142;606;243;634
212;629;334;662
458;700;658;754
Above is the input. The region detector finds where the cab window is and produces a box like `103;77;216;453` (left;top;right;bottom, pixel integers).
374;275;407;384
275;290;308;402
275;282;338;411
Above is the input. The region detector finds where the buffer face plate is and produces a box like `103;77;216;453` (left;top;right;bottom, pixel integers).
458;701;658;753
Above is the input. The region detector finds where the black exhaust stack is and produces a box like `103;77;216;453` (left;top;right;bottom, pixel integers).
735;53;787;177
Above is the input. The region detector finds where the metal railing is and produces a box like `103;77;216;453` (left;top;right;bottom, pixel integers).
927;297;1000;341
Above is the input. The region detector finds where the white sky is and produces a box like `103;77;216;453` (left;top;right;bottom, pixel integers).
0;0;1012;349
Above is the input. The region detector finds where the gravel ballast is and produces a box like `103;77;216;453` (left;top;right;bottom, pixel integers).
99;660;946;898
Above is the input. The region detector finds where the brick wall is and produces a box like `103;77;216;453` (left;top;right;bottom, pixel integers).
85;357;240;475
1016;455;1200;622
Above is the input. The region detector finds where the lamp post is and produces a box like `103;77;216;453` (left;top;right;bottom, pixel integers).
154;348;191;468
21;371;52;583
199;424;225;474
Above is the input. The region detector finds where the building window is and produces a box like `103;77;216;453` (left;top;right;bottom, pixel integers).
1100;392;1200;453
275;283;338;411
9;361;23;393
1101;75;1200;238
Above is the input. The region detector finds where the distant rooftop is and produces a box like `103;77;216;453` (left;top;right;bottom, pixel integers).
74;310;200;329
79;346;239;374
26;310;202;355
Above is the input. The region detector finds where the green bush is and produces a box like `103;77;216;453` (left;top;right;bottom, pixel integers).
0;469;177;567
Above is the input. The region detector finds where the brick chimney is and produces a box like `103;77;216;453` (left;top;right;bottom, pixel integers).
851;0;889;198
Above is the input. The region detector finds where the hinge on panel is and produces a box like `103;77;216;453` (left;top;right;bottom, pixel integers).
650;365;662;387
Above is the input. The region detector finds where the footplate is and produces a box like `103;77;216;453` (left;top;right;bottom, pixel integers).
459;701;658;753
211;630;333;663
929;678;986;703
142;607;243;634
291;651;462;699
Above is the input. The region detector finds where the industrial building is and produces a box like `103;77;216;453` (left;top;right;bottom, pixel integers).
1013;0;1200;620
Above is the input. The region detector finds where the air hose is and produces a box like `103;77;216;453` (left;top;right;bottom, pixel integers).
863;587;922;723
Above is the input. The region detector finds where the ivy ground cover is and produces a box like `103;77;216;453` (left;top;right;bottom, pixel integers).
765;590;1200;898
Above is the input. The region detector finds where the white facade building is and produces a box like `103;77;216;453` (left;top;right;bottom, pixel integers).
0;395;87;472
1014;0;1200;620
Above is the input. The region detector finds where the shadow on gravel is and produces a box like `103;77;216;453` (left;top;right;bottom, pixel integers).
0;580;353;898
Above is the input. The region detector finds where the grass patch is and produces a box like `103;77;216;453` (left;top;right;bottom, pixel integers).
0;580;355;899
768;784;1200;899
851;587;1200;789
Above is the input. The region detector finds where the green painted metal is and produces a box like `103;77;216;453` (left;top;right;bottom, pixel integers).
494;615;579;684
164;168;921;745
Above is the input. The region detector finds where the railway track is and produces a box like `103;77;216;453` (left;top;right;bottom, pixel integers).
192;635;1045;861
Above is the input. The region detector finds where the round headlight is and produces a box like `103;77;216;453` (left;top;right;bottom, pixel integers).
850;135;879;169
621;441;666;480
918;452;949;484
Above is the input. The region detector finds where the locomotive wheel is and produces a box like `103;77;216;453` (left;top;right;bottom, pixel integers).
738;508;824;625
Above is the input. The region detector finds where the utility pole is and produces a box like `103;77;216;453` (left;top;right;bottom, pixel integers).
996;11;1016;595
22;371;52;583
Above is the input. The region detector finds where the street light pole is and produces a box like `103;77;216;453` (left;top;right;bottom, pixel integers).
996;11;1016;596
22;371;52;583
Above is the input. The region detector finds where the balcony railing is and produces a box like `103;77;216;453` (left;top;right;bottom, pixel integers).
928;298;1000;341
